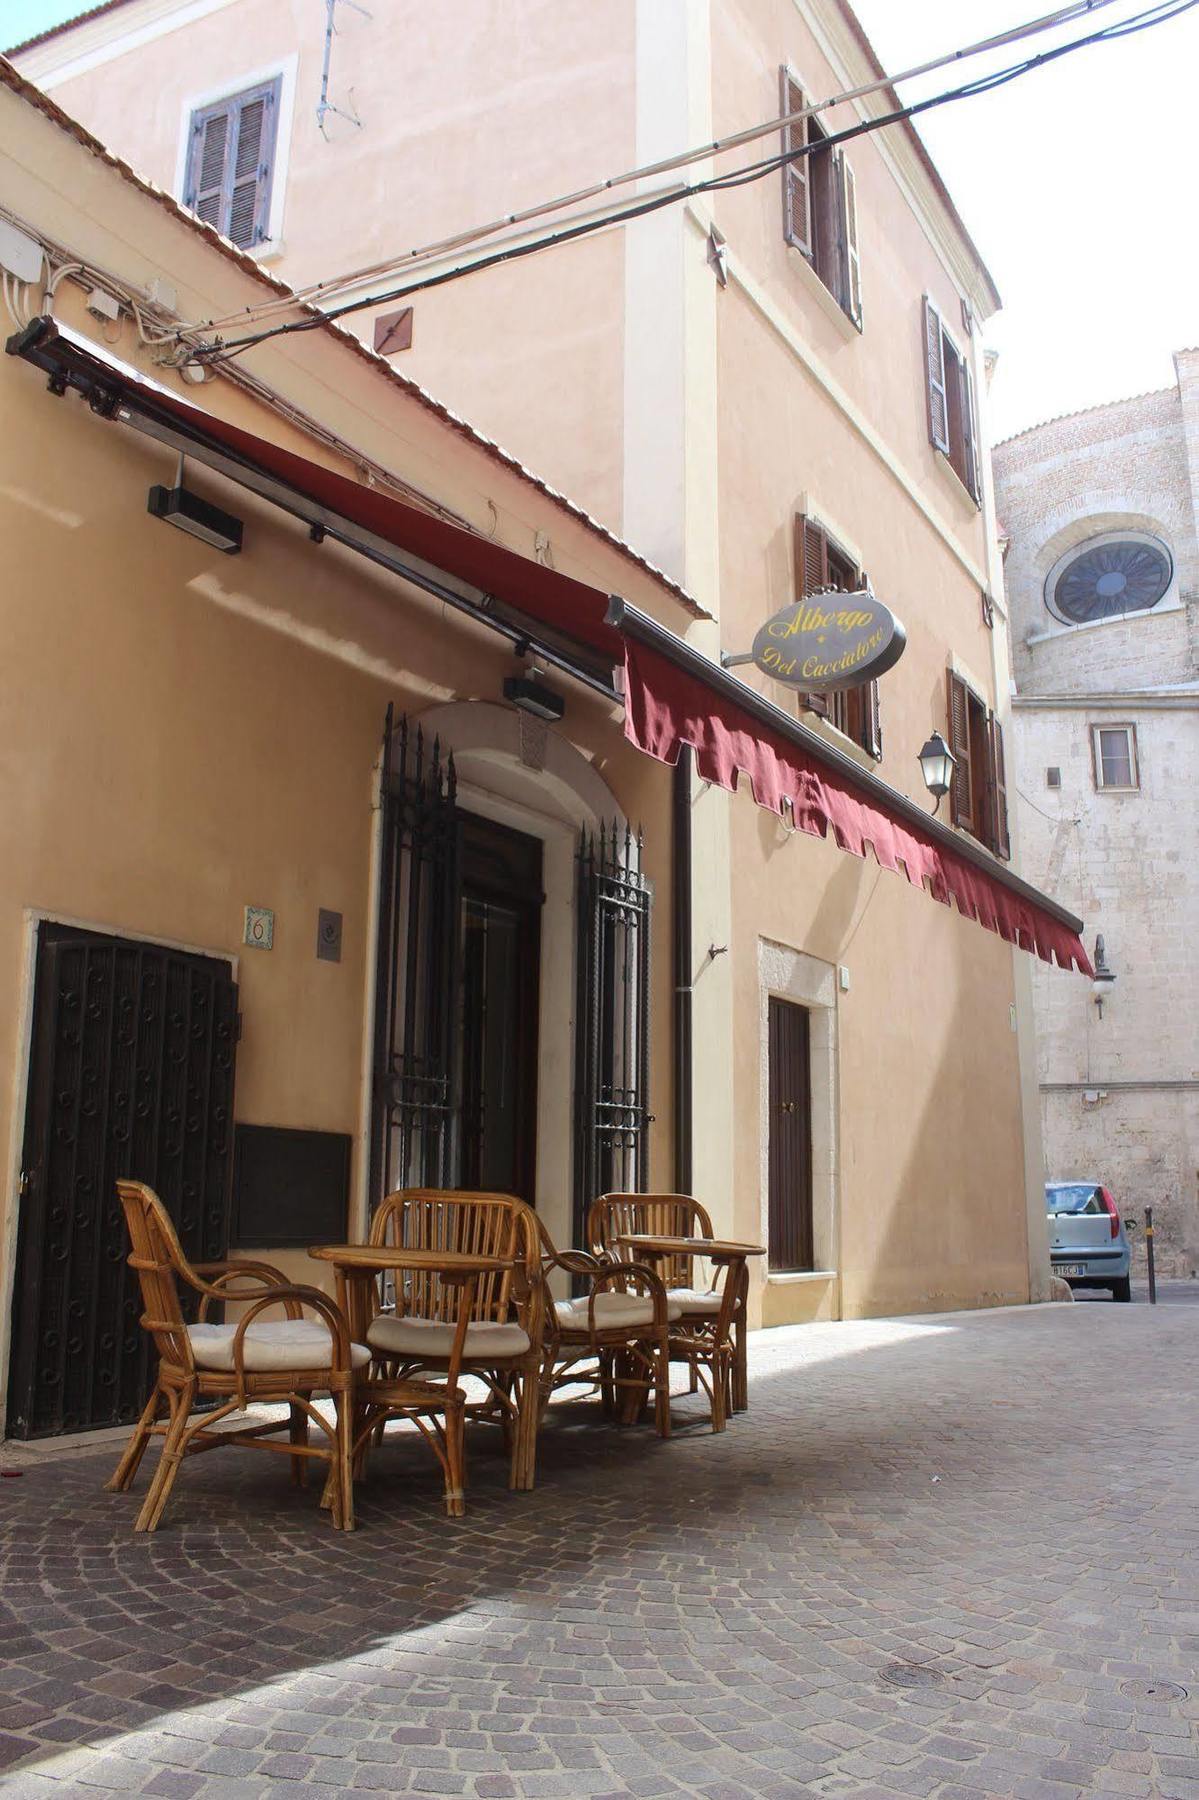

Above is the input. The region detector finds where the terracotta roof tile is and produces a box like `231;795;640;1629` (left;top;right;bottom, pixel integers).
5;0;135;57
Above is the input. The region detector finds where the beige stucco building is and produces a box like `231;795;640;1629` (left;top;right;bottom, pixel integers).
0;2;1092;1442
995;355;1199;1277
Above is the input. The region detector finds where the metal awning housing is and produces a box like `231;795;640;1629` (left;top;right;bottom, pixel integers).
7;316;1090;974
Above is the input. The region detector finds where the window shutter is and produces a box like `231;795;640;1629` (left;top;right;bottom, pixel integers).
840;155;863;326
227;85;276;249
780;69;812;256
185;78;280;250
923;297;950;454
796;512;829;597
864;680;882;759
946;670;973;831
987;714;1011;859
794;512;829;717
186;106;231;229
962;358;981;504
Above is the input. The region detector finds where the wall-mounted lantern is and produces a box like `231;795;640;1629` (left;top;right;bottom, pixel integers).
917;730;956;813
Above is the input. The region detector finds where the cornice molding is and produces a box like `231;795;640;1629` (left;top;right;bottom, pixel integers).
1013;690;1199;710
12;0;238;89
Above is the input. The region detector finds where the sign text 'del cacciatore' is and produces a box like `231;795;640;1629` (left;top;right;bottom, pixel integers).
750;590;906;691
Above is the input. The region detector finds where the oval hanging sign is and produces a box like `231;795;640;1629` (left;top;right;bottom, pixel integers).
750;590;906;691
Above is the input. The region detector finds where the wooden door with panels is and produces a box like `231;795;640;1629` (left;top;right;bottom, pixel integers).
767;997;814;1273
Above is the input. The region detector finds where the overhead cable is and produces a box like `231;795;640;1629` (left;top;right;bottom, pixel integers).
190;0;1129;336
187;0;1198;366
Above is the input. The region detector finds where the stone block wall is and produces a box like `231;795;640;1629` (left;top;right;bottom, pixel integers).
995;363;1199;1279
1042;1089;1199;1279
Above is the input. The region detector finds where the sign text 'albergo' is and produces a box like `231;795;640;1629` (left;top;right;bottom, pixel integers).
750;589;906;692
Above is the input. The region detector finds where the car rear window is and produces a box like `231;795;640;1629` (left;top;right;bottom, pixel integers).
1047;1184;1102;1214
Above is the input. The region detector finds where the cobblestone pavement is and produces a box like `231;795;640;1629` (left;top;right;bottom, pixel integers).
2;1300;1198;1800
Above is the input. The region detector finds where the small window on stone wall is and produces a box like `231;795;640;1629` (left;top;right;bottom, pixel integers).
1091;724;1139;791
1046;767;1061;789
1044;531;1173;626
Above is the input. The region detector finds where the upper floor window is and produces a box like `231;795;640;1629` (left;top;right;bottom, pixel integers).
780;68;863;329
1091;723;1139;791
183;77;281;250
946;670;1010;859
923;297;979;504
1044;532;1173;626
795;514;881;759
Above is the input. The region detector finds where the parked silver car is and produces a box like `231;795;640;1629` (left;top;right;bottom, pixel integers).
1047;1181;1134;1301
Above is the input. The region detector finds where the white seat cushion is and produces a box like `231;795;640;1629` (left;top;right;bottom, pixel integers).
366;1315;530;1361
666;1287;742;1315
554;1290;684;1331
188;1321;371;1373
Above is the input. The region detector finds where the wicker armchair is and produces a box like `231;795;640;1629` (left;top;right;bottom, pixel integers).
536;1219;674;1437
108;1181;368;1532
366;1190;544;1491
588;1192;750;1420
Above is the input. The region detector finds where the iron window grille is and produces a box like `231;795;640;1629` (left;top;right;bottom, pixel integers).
573;823;653;1243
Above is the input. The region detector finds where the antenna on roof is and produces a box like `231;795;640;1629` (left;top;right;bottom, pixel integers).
317;0;370;139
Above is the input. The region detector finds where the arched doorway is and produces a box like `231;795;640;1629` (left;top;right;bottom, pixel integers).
367;701;629;1255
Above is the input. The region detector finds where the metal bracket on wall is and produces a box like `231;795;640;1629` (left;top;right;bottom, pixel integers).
317;0;370;137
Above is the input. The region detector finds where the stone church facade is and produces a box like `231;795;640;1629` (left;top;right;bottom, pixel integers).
994;351;1199;1276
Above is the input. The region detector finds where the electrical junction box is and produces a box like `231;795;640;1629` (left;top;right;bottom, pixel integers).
0;220;42;284
86;287;121;323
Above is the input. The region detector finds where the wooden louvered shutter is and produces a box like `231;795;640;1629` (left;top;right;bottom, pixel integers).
840;155;863;326
962;359;981;504
946;670;973;831
227;83;278;249
186;105;231;230
987;714;1011;860
795;514;830;717
924;297;950;454
780;69;812;256
797;512;828;597
864;680;882;759
185;79;279;250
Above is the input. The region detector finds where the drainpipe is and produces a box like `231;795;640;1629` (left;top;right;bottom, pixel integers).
673;746;694;1194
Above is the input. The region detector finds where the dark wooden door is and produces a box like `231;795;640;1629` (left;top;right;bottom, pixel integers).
7;923;238;1438
768;997;813;1272
458;815;542;1205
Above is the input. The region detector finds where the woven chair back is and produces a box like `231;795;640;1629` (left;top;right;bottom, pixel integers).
588;1192;716;1290
114;1180;196;1372
370;1189;538;1324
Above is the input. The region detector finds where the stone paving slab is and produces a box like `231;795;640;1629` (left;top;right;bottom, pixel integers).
1;1300;1197;1798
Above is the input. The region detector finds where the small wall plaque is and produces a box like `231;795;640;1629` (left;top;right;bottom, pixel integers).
316;908;343;963
243;906;274;951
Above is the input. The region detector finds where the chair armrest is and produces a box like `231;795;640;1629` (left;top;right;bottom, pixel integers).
583;1261;670;1342
194;1258;291;1285
228;1285;355;1406
541;1247;602;1280
193;1260;300;1321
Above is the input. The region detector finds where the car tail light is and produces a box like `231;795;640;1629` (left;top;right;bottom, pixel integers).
1100;1188;1120;1240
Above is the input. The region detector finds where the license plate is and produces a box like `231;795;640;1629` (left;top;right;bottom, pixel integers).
1055;1263;1086;1278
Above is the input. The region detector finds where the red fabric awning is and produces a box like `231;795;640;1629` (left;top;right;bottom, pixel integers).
616;622;1093;977
9;317;1090;976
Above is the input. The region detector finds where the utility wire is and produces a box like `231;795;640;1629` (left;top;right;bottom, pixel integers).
188;0;1197;367
192;0;1127;334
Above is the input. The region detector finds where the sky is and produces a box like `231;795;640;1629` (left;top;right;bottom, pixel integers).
4;0;1197;441
849;0;1199;439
